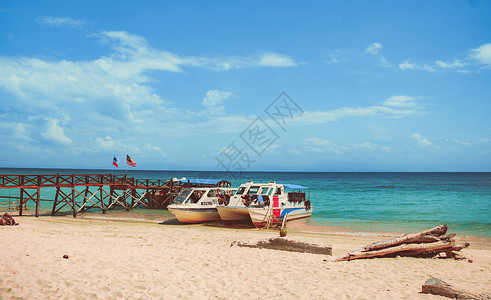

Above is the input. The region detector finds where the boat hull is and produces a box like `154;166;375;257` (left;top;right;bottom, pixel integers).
248;206;313;228
168;207;221;223
216;206;251;222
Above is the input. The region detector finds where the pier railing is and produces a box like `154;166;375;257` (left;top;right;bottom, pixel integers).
0;173;176;217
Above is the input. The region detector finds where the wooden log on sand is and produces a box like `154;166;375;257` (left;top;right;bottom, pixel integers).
331;240;469;262
330;225;469;262
362;225;448;252
231;237;332;255
421;277;490;299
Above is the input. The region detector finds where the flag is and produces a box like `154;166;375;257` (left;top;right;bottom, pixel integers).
126;155;136;167
113;155;119;168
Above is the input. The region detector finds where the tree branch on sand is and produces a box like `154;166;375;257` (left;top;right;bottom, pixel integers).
330;225;470;262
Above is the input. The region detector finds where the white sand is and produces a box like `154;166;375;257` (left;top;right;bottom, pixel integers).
1;216;490;299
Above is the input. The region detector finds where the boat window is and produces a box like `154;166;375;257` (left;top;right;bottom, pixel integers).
248;186;259;195
259;187;272;195
188;191;202;203
207;189;217;197
275;187;282;195
236;187;246;195
174;188;192;204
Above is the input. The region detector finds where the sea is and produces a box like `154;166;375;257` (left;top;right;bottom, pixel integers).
1;168;490;237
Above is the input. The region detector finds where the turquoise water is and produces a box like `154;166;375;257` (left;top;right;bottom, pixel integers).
1;168;490;236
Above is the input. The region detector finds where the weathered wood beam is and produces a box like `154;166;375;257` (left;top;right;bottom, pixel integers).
421;277;490;299
331;240;469;262
363;225;448;252
231;237;332;255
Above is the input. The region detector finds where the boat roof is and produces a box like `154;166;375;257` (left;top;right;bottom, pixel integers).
239;181;309;189
282;183;309;189
180;178;222;185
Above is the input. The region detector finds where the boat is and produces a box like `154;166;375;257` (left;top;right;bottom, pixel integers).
216;181;312;227
216;180;261;223
247;182;312;228
146;178;231;209
167;187;236;223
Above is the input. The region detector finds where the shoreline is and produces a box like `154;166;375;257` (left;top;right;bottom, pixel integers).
1;216;490;299
9;207;491;242
8;207;491;244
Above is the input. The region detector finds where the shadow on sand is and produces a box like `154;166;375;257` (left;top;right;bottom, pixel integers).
159;218;256;229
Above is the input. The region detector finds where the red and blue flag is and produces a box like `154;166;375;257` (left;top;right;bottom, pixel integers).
113;155;119;168
126;155;136;167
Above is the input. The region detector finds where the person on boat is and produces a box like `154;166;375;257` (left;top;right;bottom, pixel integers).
217;191;225;205
241;194;251;206
190;192;200;203
257;195;264;206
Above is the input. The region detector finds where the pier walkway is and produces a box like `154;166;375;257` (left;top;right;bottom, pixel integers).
0;173;186;217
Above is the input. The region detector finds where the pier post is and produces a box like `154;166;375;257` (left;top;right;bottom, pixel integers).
35;176;41;217
19;188;24;216
71;174;76;217
52;174;60;216
100;175;106;214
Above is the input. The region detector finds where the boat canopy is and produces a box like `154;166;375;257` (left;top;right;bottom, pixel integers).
283;183;309;190
180;178;222;185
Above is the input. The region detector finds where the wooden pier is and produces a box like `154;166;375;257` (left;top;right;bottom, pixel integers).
0;173;228;217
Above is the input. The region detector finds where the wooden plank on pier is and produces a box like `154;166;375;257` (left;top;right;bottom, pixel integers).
75;187;105;214
103;189;130;211
131;192;148;209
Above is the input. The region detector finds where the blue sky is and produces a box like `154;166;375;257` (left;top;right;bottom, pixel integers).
0;0;490;171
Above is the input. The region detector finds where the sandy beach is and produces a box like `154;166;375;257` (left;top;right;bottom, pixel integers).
1;216;490;299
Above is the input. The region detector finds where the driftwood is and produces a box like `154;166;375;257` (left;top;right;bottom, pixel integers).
231;237;332;255
362;225;448;251
331;225;469;262
421;277;490;299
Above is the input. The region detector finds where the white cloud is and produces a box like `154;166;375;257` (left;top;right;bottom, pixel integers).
469;42;491;67
326;52;342;64
353;141;376;150
143;143;167;158
366;42;383;55
304;138;390;155
41;119;72;145
95;136;116;149
202;90;233;115
295;95;424;125
399;59;435;72
399;59;415;70
0;30;297;128
200;52;297;70
380;56;391;67
436;59;466;68
399;43;491;73
37;16;85;28
449;138;471;146
410;133;434;147
383;95;417;108
304;137;346;154
94;31;298;73
257;52;297;67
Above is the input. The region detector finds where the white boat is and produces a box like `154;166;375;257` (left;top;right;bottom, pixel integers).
248;183;312;228
217;181;312;228
216;180;262;223
168;187;236;223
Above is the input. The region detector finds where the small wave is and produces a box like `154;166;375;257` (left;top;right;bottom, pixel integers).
375;185;399;189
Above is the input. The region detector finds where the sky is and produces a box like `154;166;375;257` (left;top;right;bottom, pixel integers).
0;0;490;172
